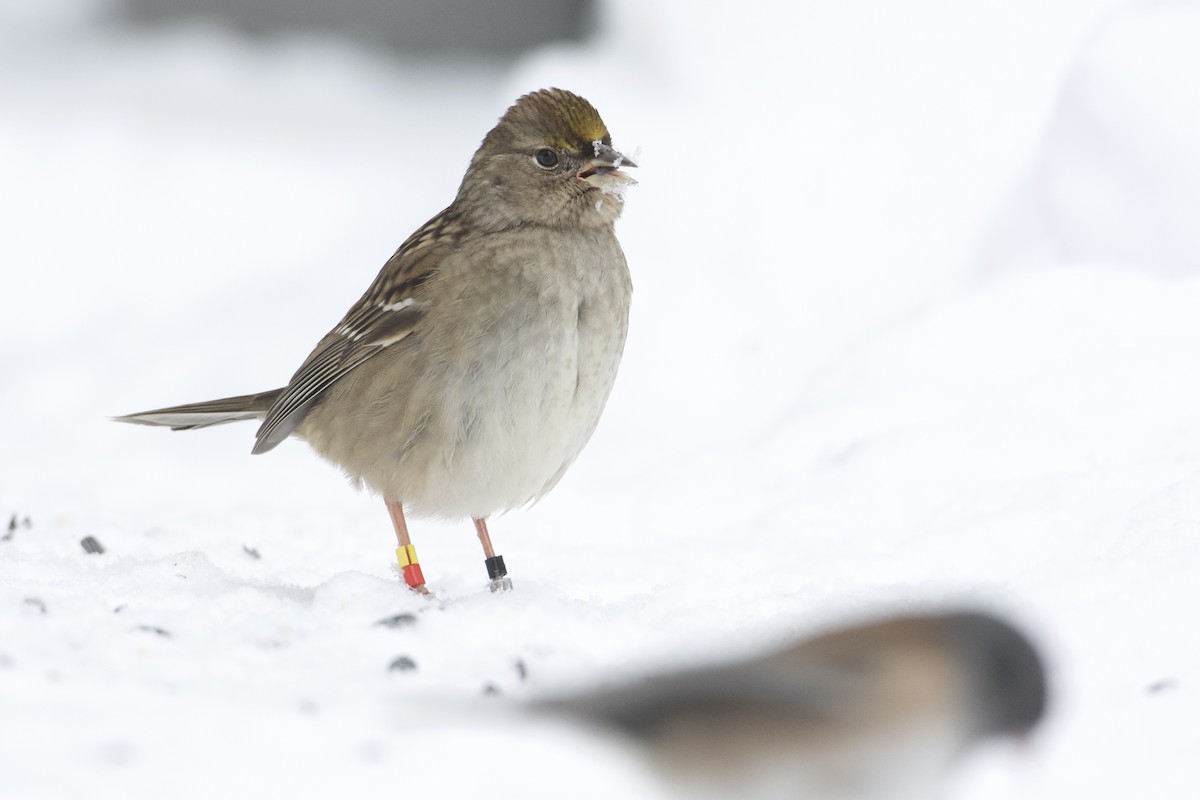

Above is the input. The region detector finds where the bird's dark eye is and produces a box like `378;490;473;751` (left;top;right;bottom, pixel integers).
535;148;559;168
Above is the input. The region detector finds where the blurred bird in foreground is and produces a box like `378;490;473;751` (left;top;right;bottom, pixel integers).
541;610;1047;800
116;88;636;593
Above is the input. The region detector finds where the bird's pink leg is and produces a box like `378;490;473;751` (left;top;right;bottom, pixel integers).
387;500;428;594
474;517;512;591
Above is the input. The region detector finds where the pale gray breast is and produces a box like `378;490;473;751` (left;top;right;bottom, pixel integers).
398;226;631;515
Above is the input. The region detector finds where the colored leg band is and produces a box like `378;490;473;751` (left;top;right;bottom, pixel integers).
484;555;507;581
396;545;425;588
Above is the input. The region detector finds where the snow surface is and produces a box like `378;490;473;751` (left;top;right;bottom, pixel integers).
2;0;1198;797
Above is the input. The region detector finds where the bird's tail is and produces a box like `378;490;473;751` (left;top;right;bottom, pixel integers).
115;389;283;431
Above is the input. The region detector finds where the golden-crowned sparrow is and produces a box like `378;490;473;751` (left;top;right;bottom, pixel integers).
118;88;636;592
542;611;1046;799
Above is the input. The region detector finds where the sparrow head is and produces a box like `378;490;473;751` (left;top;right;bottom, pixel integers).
457;88;637;231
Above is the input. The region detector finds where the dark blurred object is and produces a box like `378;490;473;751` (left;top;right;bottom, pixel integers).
80;535;105;554
136;624;172;637
388;655;417;672
23;598;48;615
113;0;596;56
3;513;31;542
542;611;1047;800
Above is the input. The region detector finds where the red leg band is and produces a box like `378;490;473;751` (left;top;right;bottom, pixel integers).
402;563;425;588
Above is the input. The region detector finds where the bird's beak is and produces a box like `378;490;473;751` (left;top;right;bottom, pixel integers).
579;143;638;188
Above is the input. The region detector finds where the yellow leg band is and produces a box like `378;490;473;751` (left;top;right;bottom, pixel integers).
395;544;419;568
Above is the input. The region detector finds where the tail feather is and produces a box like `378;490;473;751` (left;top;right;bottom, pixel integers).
115;389;283;432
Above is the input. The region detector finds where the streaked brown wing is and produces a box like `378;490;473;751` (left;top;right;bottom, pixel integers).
252;208;466;453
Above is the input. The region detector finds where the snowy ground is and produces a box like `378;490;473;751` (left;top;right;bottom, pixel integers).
2;0;1198;797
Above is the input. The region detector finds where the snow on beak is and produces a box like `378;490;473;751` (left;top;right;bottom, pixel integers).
579;142;638;189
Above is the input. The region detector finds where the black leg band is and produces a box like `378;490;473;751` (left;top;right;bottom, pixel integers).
484;555;507;580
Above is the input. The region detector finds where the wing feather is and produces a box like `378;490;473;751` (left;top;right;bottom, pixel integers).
252;208;465;453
